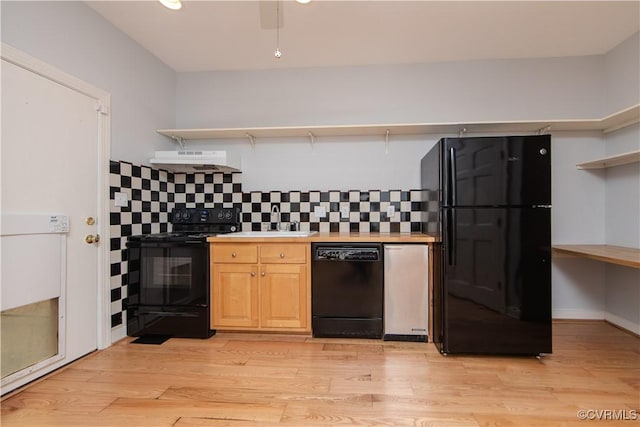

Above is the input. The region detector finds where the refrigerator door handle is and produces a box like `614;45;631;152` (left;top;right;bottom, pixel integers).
451;209;457;266
445;209;456;266
449;147;457;206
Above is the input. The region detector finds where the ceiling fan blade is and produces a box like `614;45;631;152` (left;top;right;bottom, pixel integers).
259;0;284;30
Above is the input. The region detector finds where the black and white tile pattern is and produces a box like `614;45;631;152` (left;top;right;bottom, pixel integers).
109;160;423;332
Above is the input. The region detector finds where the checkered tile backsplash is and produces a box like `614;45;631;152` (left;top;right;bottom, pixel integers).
109;160;423;332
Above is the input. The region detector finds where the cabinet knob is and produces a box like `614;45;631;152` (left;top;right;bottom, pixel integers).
261;271;266;277
250;271;256;277
231;252;237;258
280;252;285;258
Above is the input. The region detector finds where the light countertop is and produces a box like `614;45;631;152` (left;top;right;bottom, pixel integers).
208;231;436;244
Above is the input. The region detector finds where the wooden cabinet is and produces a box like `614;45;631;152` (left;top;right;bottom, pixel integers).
210;242;310;332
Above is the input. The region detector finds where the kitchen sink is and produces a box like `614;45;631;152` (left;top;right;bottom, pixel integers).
224;231;318;238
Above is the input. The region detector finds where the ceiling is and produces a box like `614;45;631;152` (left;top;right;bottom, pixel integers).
87;1;640;73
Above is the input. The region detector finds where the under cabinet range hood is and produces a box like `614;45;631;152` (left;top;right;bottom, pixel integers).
149;151;240;173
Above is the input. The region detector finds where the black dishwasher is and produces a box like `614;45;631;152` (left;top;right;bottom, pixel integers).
311;243;383;338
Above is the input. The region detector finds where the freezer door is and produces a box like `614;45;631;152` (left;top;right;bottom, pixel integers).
444;136;551;207
442;207;551;355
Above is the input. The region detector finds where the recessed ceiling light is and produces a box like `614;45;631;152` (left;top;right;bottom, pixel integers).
295;0;312;4
159;0;182;11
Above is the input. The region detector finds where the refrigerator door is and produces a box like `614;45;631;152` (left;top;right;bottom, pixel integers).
443;136;551;207
442;206;551;355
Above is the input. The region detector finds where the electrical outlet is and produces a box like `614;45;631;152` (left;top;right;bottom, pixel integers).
340;206;349;219
386;205;395;217
114;192;128;207
313;206;327;218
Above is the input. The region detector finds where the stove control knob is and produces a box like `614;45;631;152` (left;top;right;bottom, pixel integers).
175;212;182;221
230;226;237;232
217;211;224;219
224;211;232;220
183;211;191;220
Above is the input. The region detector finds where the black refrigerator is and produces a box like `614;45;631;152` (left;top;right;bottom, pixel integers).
421;135;552;355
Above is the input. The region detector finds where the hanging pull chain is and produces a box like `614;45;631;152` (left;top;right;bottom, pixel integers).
274;1;282;58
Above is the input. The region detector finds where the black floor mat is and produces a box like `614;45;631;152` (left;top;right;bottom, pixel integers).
131;335;171;345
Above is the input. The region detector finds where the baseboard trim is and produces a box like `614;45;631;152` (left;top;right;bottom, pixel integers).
110;325;126;344
552;309;639;336
552;309;605;320
604;312;640;337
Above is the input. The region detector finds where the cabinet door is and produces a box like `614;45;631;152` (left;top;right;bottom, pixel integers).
260;264;308;330
211;264;259;328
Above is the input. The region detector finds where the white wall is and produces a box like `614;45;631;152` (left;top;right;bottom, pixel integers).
604;32;640;114
604;34;639;334
177;55;605;192
552;31;640;333
0;1;176;164
551;132;607;319
603;123;640;334
177;56;604;129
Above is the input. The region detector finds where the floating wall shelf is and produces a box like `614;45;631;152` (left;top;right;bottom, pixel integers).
553;245;640;270
576;150;640;169
158;104;639;142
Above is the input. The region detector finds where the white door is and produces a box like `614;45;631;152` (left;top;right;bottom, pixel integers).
1;46;109;392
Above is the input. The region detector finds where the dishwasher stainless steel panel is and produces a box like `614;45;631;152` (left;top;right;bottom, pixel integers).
383;244;429;342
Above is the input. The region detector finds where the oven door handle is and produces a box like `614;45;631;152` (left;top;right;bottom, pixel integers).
127;241;204;248
137;309;200;318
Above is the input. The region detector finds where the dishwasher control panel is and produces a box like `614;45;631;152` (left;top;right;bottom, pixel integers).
314;246;381;261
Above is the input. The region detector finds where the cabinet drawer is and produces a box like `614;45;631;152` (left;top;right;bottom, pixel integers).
260;244;307;264
211;244;258;263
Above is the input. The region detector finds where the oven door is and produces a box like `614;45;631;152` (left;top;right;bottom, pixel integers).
127;241;208;308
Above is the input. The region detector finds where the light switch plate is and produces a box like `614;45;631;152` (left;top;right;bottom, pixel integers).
387;205;395;217
313;206;327;218
340;207;349;219
114;192;128;207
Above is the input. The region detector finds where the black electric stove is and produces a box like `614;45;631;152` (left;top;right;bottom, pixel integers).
126;207;239;339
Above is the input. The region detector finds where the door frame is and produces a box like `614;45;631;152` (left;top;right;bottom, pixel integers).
1;43;112;352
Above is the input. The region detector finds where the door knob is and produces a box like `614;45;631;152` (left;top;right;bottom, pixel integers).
85;234;100;244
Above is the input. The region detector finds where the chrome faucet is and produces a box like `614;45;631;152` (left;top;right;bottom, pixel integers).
270;205;280;231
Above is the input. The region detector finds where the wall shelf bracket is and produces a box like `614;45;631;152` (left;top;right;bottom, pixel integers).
537;125;551;135
171;136;186;150
308;131;316;149
246;133;256;149
385;129;390;154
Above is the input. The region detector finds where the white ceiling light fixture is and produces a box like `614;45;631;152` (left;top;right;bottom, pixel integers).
158;0;182;11
295;0;312;4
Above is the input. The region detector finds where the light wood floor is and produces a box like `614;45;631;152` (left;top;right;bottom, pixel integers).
2;321;639;426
